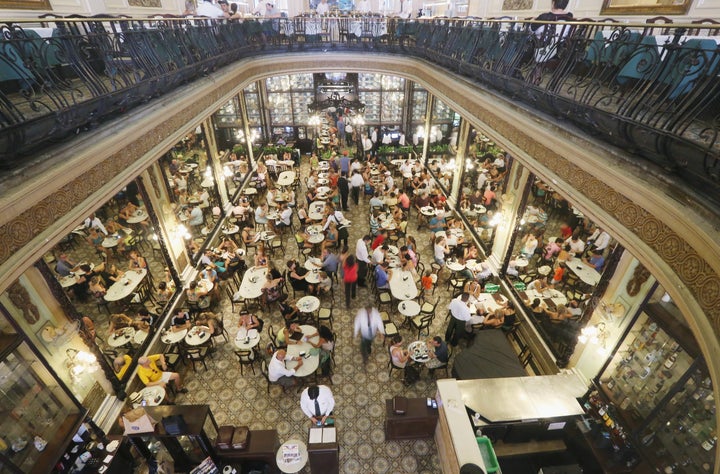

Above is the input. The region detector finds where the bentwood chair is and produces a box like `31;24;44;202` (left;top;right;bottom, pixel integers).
234;349;258;376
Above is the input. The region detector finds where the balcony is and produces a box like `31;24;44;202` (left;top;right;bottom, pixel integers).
1;16;718;206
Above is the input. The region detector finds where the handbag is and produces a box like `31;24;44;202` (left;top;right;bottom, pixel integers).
161;415;188;436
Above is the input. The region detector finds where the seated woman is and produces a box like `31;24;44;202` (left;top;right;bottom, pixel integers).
434;236;449;265
501;302;517;329
278;295;300;321
389;335;416;386
86;227;105;253
464;280;483;299
525;298;546;320
241;226;256;247
219;236;238;254
287;259;314;295
262;273;284;304
108;313;134;336
185;281;208;307
545;304;572;322
295;228;314;249
323;221;338;249
527;276;552;292
278;321;304;346
315;325;335;375
464;244;479;262
254;245;269;268
128;251;148;271
238;310;261;331
483;308;506;328
195;312;220;335
89;275;107;299
297;202;308;227
156;281;173;306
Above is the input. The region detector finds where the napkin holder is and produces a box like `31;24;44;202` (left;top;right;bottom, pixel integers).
392;396;407;415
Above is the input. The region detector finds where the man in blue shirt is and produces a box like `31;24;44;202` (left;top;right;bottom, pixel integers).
426;336;449;369
375;263;390;289
584;249;605;272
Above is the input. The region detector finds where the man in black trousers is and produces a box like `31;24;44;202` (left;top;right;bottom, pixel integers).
338;172;350;211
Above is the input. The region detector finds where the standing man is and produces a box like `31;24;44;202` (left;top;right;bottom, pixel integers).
349;170;364;206
338;172;350;212
354;305;385;365
300;385;335;426
355;235;372;287
446;292;473;346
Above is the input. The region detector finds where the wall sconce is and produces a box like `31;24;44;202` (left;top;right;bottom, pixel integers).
578;322;609;356
489;211;503;227
66;348;99;383
174;224;192;241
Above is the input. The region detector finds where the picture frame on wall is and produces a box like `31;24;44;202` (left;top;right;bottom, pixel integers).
502;0;534;11
600;0;692;16
0;0;51;9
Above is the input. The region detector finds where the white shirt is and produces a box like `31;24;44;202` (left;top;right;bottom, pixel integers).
316;1;329;14
351;161;363;173
196;0;225;17
372;247;385;265
268;352;296;382
350;173;365;189
279;207;292;226
565;237;586;255
434;243;447;261
356;238;370;263
363;136;373;151
588;230;611;250
84;217;107;235
449;298;472;322
381;133;392;145
300;385;335;419
353;307;385;340
357;0;371;12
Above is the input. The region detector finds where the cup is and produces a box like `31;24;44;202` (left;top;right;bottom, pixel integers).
299;351;306;357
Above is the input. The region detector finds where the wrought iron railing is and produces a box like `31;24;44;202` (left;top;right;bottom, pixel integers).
1;16;718;204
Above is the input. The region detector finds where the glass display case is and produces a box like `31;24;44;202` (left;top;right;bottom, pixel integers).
592;303;715;473
0;334;84;473
359;91;380;122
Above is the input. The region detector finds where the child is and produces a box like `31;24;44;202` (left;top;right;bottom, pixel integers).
551;262;565;285
317;271;332;295
421;270;434;291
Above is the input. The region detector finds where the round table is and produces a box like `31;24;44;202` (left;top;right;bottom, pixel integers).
255;231;277;242
308;202;326;221
398;300;421;317
276;440;308;473
446;261;465;272
305;269;321;284
108;327;135;347
104;269;147;302
102;233;127;248
408;340;431;363
389;270;418;301
243;187;258;195
277;170;296;187
161;328;188;345
185;325;212;346
59;275;78;288
197;278;214;294
514;257;529;269
285;325;320;377
421;206;439;216
297;295;320;314
304;257;322;271
132;386;166;408
306;225;323;235
239;266;267;299
222;225;240;235
234;328;261;350
126;209;148;224
308;233;325;245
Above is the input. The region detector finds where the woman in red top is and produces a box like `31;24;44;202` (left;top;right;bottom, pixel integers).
343;255;359;309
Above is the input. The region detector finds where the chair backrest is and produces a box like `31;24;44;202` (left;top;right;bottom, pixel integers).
260;358;269;380
268;325;278;345
235;349;253;363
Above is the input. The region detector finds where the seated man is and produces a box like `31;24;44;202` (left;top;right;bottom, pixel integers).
300;384;335;426
425;336;450;369
113;354;132;380
317;272;332;295
375;264;390;290
583;249;605;272
268;349;304;388
137;354;188;393
170;309;192;332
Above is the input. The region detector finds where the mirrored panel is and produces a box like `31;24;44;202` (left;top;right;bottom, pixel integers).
39;179;176;388
457;128;512;253
506;175;618;357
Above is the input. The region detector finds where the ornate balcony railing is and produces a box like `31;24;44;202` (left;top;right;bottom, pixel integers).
1;16;718;205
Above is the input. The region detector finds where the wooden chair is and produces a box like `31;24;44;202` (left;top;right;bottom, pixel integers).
410;313;434;339
376;289;393;313
212;313;230;343
317;302;334;329
387;346;405;379
225;285;247;313
381;311;399;345
234;349;258;375
429;346;453;379
183;346;210;371
260;358;273;394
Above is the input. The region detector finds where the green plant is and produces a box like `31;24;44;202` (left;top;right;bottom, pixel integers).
377;145;395;155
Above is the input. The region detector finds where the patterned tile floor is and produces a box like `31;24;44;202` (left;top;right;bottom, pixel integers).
175;157;459;473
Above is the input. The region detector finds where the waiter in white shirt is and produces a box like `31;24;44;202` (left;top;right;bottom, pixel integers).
355;235;372;287
316;0;330;14
354;305;385;364
446;293;481;346
300;385;335;425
